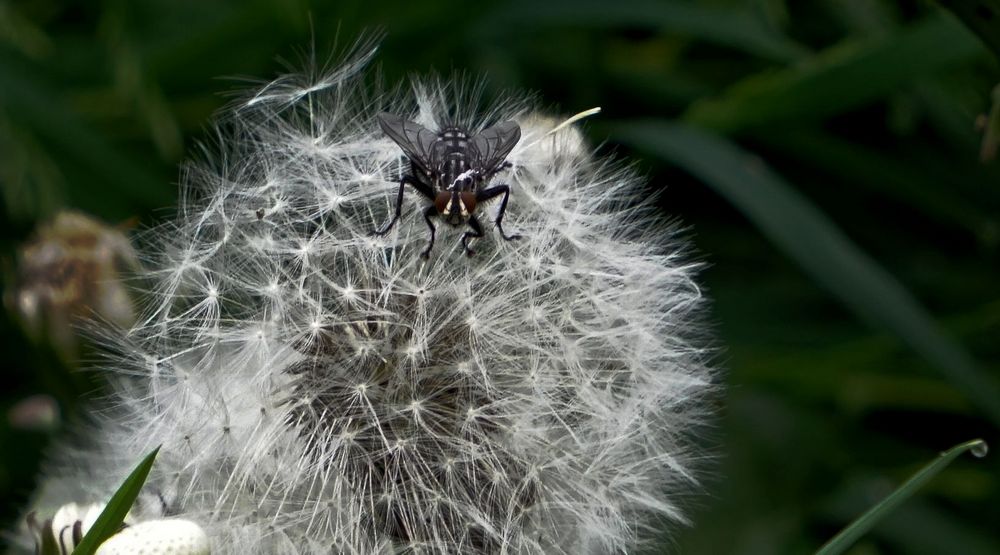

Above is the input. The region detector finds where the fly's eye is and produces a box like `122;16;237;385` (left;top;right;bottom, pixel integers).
460;192;477;214
435;191;451;214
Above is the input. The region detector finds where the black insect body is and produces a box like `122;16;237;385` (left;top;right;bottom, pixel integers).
374;112;523;258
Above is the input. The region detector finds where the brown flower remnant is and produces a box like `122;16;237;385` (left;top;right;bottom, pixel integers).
5;211;139;358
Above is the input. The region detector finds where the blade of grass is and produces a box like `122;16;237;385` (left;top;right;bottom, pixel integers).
871;500;1000;555
0;2;53;58
935;0;1000;59
474;0;810;63
71;446;160;555
979;83;1000;162
823;0;899;36
605;67;714;109
0;50;172;210
683;13;984;133
751;128;995;238
141;2;280;81
821;493;1000;555
614;121;1000;426
815;439;988;555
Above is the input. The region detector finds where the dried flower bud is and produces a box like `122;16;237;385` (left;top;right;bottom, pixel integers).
7;393;59;432
5;211;139;357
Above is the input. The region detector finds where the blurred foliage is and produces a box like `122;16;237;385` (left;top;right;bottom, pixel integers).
1;0;998;553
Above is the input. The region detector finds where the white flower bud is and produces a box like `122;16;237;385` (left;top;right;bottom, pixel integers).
25;501;134;554
96;519;209;555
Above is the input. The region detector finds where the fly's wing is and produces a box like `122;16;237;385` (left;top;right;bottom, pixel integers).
377;112;439;173
470;120;521;173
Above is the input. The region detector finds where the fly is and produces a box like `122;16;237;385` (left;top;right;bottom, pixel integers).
374;112;522;258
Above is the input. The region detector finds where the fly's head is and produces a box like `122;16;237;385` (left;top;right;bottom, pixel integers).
435;186;479;227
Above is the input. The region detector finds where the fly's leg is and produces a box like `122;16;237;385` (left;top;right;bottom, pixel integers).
476;184;522;241
374;175;434;236
461;215;485;257
420;205;438;259
373;178;406;236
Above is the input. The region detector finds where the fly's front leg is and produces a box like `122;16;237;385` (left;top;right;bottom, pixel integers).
420;205;438;259
374;174;434;236
461;215;485;257
476;184;522;241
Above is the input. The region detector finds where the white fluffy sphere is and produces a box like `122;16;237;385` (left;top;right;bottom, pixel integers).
29;43;714;554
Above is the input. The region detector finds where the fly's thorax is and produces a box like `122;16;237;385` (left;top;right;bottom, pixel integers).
430;128;471;166
439;167;479;191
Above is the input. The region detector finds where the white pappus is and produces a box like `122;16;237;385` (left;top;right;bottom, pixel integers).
24;41;716;554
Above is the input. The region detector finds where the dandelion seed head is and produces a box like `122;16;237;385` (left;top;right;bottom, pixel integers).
26;41;715;554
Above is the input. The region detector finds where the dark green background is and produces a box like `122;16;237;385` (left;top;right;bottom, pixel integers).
1;1;998;553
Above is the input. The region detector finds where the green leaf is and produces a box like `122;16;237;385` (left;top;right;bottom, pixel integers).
683;13;984;132
71;446;161;555
474;0;810;63
935;0;1000;59
614;121;1000;427
816;439;989;555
